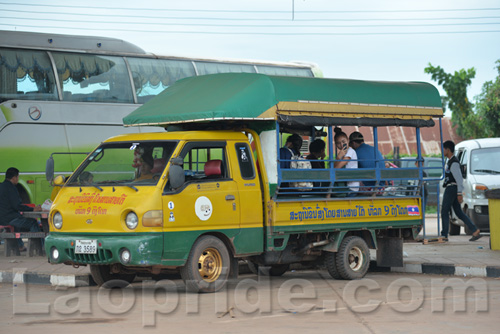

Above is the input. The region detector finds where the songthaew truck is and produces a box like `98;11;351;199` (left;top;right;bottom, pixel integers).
45;73;444;292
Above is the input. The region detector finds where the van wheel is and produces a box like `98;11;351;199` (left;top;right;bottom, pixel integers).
246;261;289;276
336;236;370;280
324;252;341;279
449;222;461;235
180;236;230;293
90;265;136;288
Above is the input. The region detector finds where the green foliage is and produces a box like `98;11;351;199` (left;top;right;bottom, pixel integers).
425;60;500;139
474;60;500;137
424;63;477;138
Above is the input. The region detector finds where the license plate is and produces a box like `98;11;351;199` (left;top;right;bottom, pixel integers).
75;239;97;254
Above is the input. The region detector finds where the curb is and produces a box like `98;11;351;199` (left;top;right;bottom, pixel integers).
0;269;92;287
1;262;499;287
371;261;500;278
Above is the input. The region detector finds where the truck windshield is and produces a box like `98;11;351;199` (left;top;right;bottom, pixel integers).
471;147;500;175
66;141;177;187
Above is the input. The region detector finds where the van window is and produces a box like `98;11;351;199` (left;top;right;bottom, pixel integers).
470;147;500;174
460;149;469;166
235;143;255;179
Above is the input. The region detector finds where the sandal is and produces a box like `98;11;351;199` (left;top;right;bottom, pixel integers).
469;231;482;241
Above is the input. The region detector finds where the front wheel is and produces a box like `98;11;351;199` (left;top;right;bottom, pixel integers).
336;236;370;280
180;236;231;293
90;264;136;288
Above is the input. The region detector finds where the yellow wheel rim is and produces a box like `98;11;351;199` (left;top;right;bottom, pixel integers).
197;247;222;282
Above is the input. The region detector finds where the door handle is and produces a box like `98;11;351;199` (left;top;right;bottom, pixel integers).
225;195;235;201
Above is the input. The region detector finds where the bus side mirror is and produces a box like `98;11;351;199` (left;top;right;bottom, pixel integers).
46;156;54;182
168;157;185;190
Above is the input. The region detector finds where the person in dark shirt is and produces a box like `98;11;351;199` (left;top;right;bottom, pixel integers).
306;139;326;169
306;139;328;193
279;134;303;169
0;167;41;251
440;141;481;241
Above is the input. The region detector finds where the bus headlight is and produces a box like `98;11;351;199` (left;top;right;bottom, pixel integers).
53;213;63;229
125;212;139;230
472;184;488;199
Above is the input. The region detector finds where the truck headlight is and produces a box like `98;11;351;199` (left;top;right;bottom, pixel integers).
472;184;488;199
53;212;63;229
125;212;139;230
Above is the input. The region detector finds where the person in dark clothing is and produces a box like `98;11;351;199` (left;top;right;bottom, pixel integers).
440;141;481;241
279;134;303;169
0;167;41;251
306;139;326;169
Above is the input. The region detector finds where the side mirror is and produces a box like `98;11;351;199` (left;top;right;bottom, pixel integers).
46;156;54;182
461;164;467;179
53;175;65;186
168;157;185;190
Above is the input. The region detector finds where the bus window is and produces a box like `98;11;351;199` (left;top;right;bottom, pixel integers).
52;52;133;103
0;48;58;102
127;57;196;103
194;61;256;75
256;65;313;77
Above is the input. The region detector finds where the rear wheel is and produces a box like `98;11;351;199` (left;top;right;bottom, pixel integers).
90;264;136;288
180;236;230;293
324;252;341;279
336;236;370;280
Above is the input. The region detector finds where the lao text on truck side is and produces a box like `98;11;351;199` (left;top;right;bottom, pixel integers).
45;73;444;292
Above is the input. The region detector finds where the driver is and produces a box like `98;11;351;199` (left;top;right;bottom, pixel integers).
136;154;154;181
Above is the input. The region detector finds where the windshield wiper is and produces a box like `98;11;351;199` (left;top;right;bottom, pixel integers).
80;185;103;192
473;169;500;174
126;185;139;192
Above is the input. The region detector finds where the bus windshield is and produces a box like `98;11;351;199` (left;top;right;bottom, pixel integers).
67;141;177;187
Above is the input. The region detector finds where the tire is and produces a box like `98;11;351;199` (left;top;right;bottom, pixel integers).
180;236;231;293
90;264;136;288
324;252;341;279
336;236;370;280
449;221;461;235
246;261;289;276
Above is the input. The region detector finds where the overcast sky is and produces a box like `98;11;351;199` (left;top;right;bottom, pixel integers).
2;0;500;114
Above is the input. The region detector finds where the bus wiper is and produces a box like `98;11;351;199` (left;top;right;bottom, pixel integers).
473;169;500;174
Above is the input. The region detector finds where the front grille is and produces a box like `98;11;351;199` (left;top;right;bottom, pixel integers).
67;248;113;264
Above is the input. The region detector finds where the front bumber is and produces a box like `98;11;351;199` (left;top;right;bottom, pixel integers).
45;233;164;266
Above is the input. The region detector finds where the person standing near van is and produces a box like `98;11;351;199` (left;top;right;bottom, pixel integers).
441;140;482;241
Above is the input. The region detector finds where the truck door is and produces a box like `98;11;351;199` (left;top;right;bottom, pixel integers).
162;141;240;257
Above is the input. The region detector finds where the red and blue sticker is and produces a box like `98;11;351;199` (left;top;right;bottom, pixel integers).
407;205;420;216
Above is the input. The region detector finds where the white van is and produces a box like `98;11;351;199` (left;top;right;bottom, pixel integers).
449;138;500;234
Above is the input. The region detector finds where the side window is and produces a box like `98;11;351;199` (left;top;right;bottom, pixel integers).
460;149;468;165
182;144;228;180
235;143;255;179
460;149;468;178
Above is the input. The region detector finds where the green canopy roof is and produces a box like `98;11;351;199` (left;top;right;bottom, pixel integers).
123;73;443;127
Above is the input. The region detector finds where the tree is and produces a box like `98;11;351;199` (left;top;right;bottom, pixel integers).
425;60;500;138
424;63;478;138
475;60;500;137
